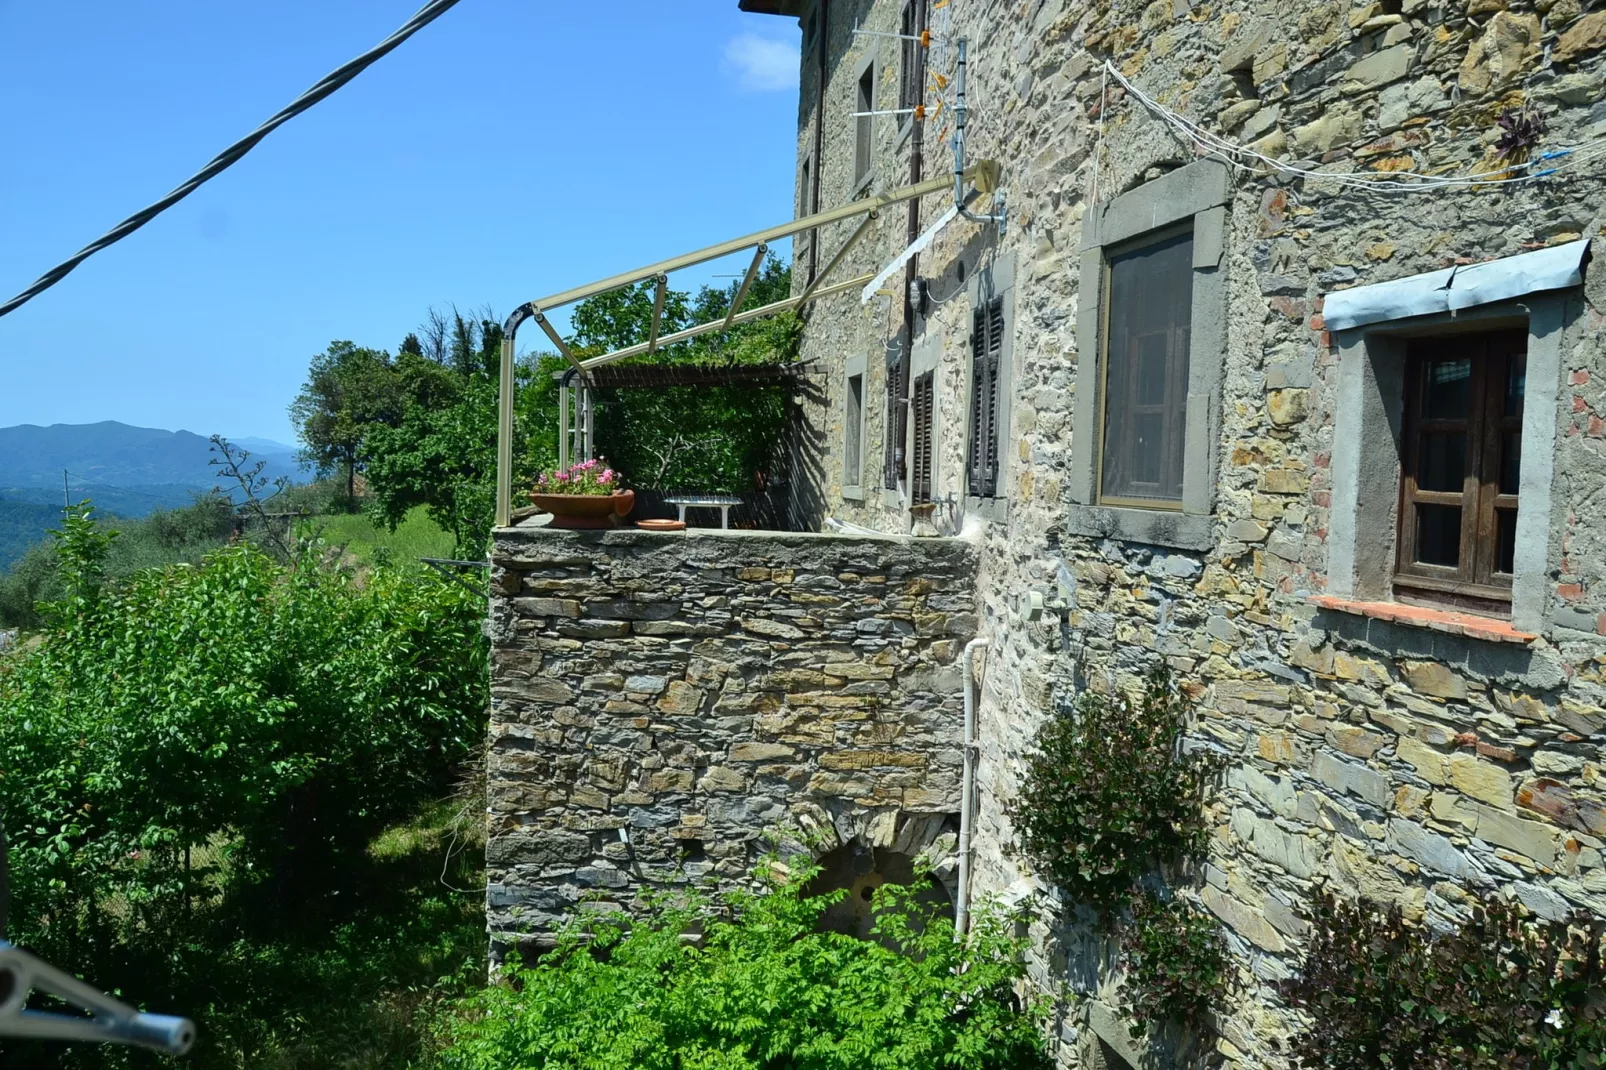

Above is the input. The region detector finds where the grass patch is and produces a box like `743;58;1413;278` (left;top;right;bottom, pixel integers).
307;506;456;565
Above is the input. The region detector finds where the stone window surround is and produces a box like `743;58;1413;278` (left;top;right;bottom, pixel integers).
966;253;1016;522
1068;159;1230;552
1326;293;1575;637
851;44;879;198
842;352;868;500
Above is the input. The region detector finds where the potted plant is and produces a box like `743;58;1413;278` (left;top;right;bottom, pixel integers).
529;460;634;529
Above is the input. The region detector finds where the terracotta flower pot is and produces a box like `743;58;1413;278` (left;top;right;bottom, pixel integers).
528;490;635;529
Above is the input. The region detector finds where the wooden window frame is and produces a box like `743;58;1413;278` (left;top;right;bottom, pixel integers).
1394;330;1526;614
842;358;866;499
1095;222;1195;511
852;53;877;194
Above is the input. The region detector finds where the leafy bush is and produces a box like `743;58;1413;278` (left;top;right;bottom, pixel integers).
429;872;1050;1070
1015;669;1220;915
1118;890;1229;1039
0;506;488;961
1278;890;1606;1069
0;493;236;629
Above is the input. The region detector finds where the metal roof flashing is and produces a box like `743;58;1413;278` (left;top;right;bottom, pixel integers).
1323;238;1592;332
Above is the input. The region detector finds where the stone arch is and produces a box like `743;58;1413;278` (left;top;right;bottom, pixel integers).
780;802;962;933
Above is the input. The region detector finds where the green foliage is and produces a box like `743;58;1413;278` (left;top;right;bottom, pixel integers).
1015;669;1221;915
429;871;1050;1070
0;506;488;967
584;258;800;494
306;504;457;565
1278;890;1606;1070
361;351;558;556
289;340;406;503
1118;890;1229;1040
0;494;237;629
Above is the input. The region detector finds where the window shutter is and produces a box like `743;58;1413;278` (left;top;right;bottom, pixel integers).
884;350;907;487
967;297;1004;498
912;373;934;503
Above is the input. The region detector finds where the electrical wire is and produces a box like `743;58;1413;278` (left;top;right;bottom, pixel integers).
1103;60;1606;193
0;0;464;322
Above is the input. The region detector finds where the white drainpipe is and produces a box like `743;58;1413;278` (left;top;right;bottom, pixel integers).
955;637;989;940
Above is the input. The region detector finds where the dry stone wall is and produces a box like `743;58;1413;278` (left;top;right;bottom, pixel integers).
773;0;1606;1064
485;525;976;953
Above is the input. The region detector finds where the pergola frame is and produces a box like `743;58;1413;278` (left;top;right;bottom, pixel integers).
494;160;1000;527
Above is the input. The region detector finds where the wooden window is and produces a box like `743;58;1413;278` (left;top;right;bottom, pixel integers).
967;296;1005;498
898;1;928;119
911;371;935;504
844;371;864;488
854;65;874;187
1396;329;1527;612
1098;227;1194;506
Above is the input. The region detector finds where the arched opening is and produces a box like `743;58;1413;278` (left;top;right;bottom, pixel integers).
803;840;953;943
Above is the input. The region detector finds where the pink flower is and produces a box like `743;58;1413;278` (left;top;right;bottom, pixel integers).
555;471;569;482
599;469;614;484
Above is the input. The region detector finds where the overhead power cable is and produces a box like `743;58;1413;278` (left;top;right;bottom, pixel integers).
0;0;464;321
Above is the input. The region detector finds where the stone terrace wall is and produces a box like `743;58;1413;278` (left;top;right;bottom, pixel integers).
485;525;977;952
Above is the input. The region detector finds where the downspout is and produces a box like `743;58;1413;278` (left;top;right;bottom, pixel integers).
894;0;927;496
952;38;1005;229
955;636;988;940
809;0;828;285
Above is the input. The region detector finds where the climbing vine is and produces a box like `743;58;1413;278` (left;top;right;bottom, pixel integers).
1015;668;1221;916
1118;890;1230;1040
1278;890;1606;1070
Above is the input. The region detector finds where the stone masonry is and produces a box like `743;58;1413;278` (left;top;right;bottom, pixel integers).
485;525;976;953
735;0;1606;1065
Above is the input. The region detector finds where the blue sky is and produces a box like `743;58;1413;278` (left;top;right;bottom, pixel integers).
0;1;802;445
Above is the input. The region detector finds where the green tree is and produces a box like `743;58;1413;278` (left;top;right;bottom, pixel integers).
288;341;403;504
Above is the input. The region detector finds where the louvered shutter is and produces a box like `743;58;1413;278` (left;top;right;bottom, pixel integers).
884;349;907;487
967;297;1004;498
911;372;934;503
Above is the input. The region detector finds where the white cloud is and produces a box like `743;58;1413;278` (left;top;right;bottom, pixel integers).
723;33;799;92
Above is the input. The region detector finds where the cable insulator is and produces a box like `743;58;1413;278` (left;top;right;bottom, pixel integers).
915;104;926;121
920;29;931;47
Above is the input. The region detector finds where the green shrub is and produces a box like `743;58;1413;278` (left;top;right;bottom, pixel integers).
1014;669;1220;915
1278;890;1606;1069
0;506;488;960
428;872;1050;1070
1118;890;1229;1039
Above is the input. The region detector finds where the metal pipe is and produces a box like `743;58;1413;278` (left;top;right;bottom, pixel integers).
952;38;1005;229
533;311;592;389
955;637;989;941
646;274;668;353
725;243;769;328
797;210;876;307
494;336;515;527
576;271;877;371
557;381;571;471
810;0;828;284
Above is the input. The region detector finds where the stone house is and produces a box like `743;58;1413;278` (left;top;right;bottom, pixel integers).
487;0;1606;1064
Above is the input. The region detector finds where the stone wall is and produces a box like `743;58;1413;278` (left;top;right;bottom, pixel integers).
759;0;1606;1064
485;524;977;953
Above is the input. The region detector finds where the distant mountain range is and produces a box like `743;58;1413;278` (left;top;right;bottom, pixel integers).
0;421;303;567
